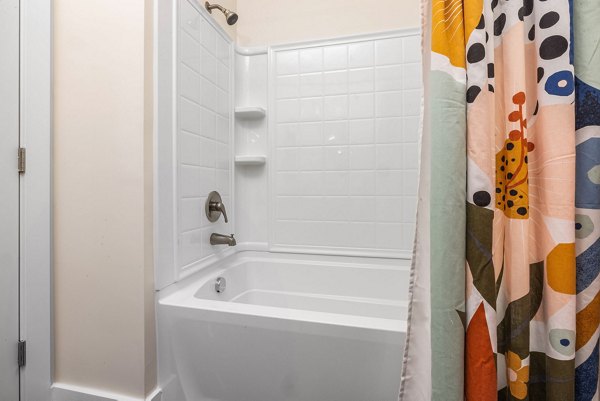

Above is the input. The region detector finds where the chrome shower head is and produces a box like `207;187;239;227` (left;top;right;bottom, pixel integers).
205;2;239;25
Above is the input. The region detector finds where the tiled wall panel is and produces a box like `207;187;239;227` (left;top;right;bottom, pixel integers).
177;0;233;272
270;32;421;257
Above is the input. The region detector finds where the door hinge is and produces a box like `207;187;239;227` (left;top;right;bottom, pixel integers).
18;147;26;174
18;340;26;368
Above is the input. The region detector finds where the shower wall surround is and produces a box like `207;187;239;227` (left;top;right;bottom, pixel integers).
157;1;421;289
269;32;422;257
155;0;234;289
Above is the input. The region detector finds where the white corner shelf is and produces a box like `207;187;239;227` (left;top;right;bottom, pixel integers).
234;155;267;166
235;107;267;119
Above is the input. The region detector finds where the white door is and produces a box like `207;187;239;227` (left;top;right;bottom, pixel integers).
0;0;21;399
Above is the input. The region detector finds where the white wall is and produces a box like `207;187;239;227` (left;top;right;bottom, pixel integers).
177;0;235;279
236;0;420;47
53;0;156;398
269;32;421;257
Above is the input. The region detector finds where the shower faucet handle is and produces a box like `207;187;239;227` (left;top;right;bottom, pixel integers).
206;191;229;223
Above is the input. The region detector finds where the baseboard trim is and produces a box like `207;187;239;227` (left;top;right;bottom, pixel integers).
52;383;162;401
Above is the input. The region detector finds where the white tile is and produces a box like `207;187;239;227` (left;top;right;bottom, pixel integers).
299;47;323;73
376;144;403;170
216;142;229;169
179;65;201;104
276;75;300;99
200;18;217;54
179;198;204;232
200;137;217;168
348;197;377;222
178;230;203;267
402;143;419;170
348;68;374;93
179;131;202;166
297;147;324;171
216;35;230;65
375;65;403;91
216;115;229;143
401;196;418;223
376;197;403;222
276;99;300;123
401;170;418;195
376;223;404;249
296;172;324;195
376;118;402;143
216;65;229;91
376;171;403;196
323;146;349;171
276;148;298;171
349;93;374;119
323;71;348;95
323;95;348;120
180;31;202;73
323;121;348;145
200;47;217;83
349;120;374;144
322;197;352;221
349;42;374;68
216;88;229;117
277;50;299;75
349;171;376;195
300;73;323;97
345;222;377;248
300;97;324;121
276;197;302;220
180;166;215;197
179;99;202;134
349;145;376;170
402;63;421;89
179;0;203;42
216;169;230;196
297;122;323;146
276;123;298;147
376;92;402;117
200;108;216;139
403;90;421;116
402;117;420;143
321;172;348;195
323;44;348;71
200;79;217;110
375;37;403;66
403;35;421;63
275;172;300;195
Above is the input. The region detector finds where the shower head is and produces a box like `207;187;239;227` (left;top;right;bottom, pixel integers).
205;2;239;25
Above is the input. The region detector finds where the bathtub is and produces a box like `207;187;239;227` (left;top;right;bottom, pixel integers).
157;251;410;401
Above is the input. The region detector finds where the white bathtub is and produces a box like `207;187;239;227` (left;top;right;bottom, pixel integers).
157;251;409;401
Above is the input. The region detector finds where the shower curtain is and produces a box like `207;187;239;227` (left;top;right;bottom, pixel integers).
399;0;600;399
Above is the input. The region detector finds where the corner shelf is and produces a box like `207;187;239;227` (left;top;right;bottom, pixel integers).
235;107;267;119
234;155;267;166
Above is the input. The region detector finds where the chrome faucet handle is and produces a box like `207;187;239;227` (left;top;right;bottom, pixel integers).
205;191;229;223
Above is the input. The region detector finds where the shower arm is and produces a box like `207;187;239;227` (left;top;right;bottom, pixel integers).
205;2;226;14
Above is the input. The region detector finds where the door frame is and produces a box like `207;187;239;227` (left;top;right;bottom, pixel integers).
19;0;52;399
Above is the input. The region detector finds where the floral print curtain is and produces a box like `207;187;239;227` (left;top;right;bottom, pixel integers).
399;0;600;399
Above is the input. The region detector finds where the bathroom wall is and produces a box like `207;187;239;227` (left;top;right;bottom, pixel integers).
269;32;421;257
235;0;420;47
53;0;156;398
176;0;235;278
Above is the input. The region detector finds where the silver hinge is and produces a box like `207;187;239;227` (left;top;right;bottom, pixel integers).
18;147;26;174
18;340;26;367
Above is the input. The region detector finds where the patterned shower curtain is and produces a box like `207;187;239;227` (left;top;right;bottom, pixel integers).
399;0;600;399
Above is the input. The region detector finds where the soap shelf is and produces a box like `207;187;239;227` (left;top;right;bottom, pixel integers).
234;155;267;166
235;107;266;119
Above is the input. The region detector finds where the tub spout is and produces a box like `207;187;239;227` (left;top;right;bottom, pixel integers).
210;233;236;246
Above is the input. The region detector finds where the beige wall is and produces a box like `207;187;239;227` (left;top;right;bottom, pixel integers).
53;0;155;398
235;0;420;47
210;0;237;39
